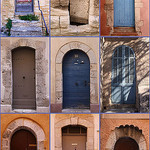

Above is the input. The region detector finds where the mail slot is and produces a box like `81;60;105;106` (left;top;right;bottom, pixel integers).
29;144;37;147
72;143;78;146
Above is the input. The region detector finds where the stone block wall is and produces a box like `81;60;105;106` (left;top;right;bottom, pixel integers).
1;37;49;113
101;38;149;112
1;0;49;29
51;0;99;36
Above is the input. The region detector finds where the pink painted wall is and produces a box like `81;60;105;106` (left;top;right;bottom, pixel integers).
141;0;149;36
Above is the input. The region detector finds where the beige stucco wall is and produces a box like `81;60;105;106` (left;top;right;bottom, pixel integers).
101;37;149;112
101;114;149;150
51;114;99;150
1;0;49;29
51;37;99;110
1;37;49;113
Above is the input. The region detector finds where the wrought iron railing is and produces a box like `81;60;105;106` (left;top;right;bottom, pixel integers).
38;0;49;35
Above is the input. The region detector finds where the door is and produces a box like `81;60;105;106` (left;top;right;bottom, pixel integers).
63;50;90;109
15;0;33;14
62;126;87;150
11;129;37;150
114;0;135;27
12;47;36;109
111;46;136;104
114;137;139;150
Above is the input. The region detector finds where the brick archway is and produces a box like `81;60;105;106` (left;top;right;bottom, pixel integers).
2;118;46;150
1;39;49;112
55;116;94;150
55;41;98;112
106;125;147;150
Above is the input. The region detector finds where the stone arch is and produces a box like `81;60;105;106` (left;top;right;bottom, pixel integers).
106;125;147;150
55;41;98;110
2;118;46;150
55;116;94;150
1;39;48;112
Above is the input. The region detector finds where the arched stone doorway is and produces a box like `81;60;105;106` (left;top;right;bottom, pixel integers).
106;125;147;150
54;41;98;112
2;118;46;150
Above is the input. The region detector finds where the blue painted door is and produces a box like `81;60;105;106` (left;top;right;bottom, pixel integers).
63;50;90;109
111;46;136;104
114;0;135;27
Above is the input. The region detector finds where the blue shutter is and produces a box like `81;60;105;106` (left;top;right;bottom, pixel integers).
111;46;136;104
114;0;135;27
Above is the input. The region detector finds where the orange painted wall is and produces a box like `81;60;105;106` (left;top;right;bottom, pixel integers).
100;0;111;36
1;114;49;150
141;0;149;36
101;118;149;150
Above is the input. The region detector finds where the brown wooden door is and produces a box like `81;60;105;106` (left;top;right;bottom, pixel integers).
11;129;37;150
114;137;139;150
12;47;36;109
62;126;87;150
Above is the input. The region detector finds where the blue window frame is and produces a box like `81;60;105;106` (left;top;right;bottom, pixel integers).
111;45;136;104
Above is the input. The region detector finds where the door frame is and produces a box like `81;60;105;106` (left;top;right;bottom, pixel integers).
55;42;98;111
12;47;36;109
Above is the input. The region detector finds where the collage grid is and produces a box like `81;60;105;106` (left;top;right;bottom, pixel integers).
0;0;150;150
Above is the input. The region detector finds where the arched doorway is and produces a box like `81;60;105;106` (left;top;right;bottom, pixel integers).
11;129;37;150
15;0;34;14
114;0;135;27
114;137;139;150
12;47;36;109
62;125;87;150
63;50;90;109
111;45;136;104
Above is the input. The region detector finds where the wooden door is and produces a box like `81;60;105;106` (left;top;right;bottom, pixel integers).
11;129;37;150
111;46;136;104
114;0;135;27
114;137;139;150
62;126;87;150
15;0;33;14
63;50;90;109
12;47;36;109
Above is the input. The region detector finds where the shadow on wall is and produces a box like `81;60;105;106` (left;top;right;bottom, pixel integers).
101;38;149;112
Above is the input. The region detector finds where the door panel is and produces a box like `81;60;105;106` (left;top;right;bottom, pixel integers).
11;129;37;150
63;136;86;150
114;0;135;27
15;0;33;13
63;50;90;109
12;47;36;109
111;46;136;104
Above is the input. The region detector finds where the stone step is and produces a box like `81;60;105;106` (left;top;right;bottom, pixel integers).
111;32;138;36
103;108;138;113
12;19;41;28
11;19;43;36
11;26;42;36
114;27;135;33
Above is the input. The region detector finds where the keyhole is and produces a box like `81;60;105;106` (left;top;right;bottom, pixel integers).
23;76;25;79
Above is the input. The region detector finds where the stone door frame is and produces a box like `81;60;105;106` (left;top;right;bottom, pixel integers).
2;118;46;150
105;0;143;35
1;39;48;112
55;116;94;150
105;125;147;150
55;41;98;111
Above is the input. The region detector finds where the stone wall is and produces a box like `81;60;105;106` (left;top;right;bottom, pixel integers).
101;0;149;36
1;0;49;29
51;0;99;36
101;38;149;112
51;114;99;150
1;114;49;150
1;37;49;113
101;114;149;150
51;37;99;112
